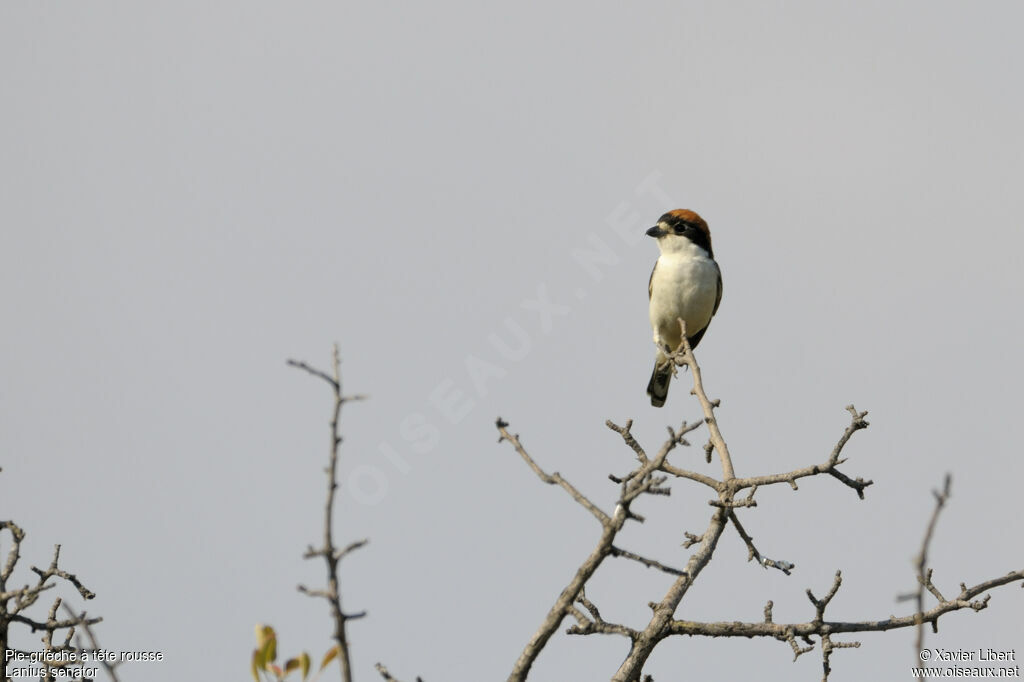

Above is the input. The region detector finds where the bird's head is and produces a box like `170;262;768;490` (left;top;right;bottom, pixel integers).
646;209;713;258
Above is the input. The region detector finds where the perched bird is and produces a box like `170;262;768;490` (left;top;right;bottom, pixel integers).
646;209;722;407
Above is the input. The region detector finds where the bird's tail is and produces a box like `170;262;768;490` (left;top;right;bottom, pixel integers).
647;360;672;408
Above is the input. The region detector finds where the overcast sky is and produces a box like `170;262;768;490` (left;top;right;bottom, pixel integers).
2;2;1022;681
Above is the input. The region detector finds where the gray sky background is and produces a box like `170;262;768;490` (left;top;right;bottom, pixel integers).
2;2;1022;681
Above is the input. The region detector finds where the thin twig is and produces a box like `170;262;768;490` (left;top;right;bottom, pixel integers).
375;662;424;682
668;572;1024;636
63;604;121;682
903;475;952;658
289;345;365;682
605;419;648;465
609;546;687;576
669;319;735;481
496;419;610;524
729;406;872;498
728;512;795;575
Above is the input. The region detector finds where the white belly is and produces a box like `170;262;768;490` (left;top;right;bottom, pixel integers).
649;253;718;350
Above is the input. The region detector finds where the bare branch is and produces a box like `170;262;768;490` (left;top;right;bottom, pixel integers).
497;322;1013;681
728;512;795;575
576;588;602;621
289;345;365;682
730;406;873;498
613;331;848;680
0;531;100;667
375;663;401;682
907;474;952;655
0;520;26;587
668;319;735;480
297;585;332;599
668;569;1024;639
495;414;634;679
681;531;703;549
336;539;370;562
63;604;121;682
566;616;638;639
375;662;424;682
605;419;648;466
503;515;623;681
496;419;610;525
709;496;756;509
786;630;816;660
501;413;699;680
611;419;701;489
806;571;844;622
612;508;730;681
609;546;687;577
565;589;638;639
287;358;339;390
31;545;96;601
821;634;861;681
658;462;721;491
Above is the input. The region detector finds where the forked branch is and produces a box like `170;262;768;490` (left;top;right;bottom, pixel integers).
497;322;1016;682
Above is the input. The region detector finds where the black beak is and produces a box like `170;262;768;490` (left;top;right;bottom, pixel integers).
646;225;664;238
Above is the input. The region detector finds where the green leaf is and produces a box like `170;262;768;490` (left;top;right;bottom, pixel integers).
255;624;276;649
261;634;278;665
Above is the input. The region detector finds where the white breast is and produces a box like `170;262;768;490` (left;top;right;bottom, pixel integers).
649;250;719;350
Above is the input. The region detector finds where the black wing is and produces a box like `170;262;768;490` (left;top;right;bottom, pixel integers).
711;264;722;316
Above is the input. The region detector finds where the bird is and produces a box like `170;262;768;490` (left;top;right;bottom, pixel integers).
646;209;722;407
